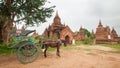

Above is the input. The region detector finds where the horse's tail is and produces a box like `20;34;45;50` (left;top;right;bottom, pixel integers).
41;44;45;49
41;43;46;52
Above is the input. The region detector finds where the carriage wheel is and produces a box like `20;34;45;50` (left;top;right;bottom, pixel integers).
16;42;40;64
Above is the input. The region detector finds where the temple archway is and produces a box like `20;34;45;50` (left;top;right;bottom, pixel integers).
65;35;70;44
47;31;50;37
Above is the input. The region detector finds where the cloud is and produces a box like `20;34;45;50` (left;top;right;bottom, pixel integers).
89;0;120;18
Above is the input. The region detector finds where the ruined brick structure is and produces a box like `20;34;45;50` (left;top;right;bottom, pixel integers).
74;26;86;41
111;28;118;39
42;11;73;44
95;20;120;44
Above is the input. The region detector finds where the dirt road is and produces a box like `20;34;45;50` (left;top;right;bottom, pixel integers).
0;45;120;68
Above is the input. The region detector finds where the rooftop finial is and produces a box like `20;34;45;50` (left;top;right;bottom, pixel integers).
55;10;59;17
98;19;103;27
99;19;101;24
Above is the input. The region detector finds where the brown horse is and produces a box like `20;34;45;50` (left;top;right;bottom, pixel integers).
41;39;66;57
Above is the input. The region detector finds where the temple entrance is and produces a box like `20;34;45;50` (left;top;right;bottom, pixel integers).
65;35;70;44
47;31;50;38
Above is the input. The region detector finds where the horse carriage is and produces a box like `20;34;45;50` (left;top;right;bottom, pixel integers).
8;29;66;64
8;29;40;64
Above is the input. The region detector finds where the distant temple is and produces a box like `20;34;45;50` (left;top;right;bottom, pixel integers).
42;11;73;44
95;20;120;44
42;11;120;44
74;26;86;41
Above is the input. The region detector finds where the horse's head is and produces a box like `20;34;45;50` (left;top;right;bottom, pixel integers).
56;39;66;47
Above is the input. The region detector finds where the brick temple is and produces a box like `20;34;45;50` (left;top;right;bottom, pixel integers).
74;26;86;41
42;11;120;44
95;20;120;44
42;11;73;44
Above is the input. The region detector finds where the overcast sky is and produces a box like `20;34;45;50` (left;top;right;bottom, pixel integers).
27;0;120;35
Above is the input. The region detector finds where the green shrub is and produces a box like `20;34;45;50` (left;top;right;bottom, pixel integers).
0;42;15;55
83;37;93;45
75;41;83;45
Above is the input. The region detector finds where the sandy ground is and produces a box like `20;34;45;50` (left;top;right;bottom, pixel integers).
0;45;120;68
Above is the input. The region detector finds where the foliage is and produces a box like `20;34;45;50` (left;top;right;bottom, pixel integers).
0;0;55;43
0;0;55;25
82;28;95;44
0;35;40;55
0;42;15;55
75;41;83;45
83;28;91;37
83;37;93;44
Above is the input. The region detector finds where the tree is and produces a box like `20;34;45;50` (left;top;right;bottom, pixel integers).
83;28;95;44
83;28;91;37
0;0;55;43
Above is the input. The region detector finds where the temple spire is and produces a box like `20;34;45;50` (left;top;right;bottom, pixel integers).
54;10;60;19
111;27;118;38
56;10;59;17
98;19;103;27
53;10;61;25
111;27;116;33
80;26;83;31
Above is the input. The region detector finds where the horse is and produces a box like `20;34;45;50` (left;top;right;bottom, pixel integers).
41;39;66;57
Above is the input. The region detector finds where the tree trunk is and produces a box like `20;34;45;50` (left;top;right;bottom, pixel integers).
0;17;13;44
0;26;3;43
0;0;14;44
2;20;13;42
0;18;3;44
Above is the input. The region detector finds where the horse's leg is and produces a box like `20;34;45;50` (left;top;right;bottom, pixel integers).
56;46;60;57
44;45;48;58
